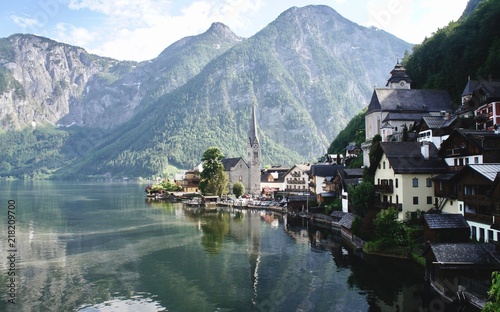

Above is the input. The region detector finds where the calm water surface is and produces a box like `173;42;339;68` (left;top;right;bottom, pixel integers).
0;181;446;311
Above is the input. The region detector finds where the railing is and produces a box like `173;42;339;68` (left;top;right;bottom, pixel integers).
464;212;493;225
461;194;491;205
374;184;393;193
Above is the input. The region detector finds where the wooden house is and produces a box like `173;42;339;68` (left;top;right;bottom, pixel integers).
422;242;500;308
423;214;470;243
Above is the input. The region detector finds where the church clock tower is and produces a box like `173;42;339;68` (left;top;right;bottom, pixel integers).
386;60;412;89
247;103;261;195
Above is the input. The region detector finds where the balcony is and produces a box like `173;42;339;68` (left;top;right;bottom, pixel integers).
461;194;491;206
374;184;394;193
374;201;401;211
464;212;493;225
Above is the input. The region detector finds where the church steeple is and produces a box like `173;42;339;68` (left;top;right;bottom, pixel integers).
249;102;259;147
386;59;412;89
247;102;261;195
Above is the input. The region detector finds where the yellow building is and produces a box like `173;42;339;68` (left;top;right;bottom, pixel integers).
369;141;449;220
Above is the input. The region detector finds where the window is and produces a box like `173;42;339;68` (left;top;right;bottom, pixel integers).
465;158;469;165
413;196;418;205
427;196;432;204
454;159;458;166
459;204;462;212
474;157;479;164
396;195;399;204
383;161;386;169
395;179;399;188
426;178;432;187
412;178;419;187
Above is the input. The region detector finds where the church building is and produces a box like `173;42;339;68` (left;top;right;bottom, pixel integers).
222;103;261;195
362;62;454;167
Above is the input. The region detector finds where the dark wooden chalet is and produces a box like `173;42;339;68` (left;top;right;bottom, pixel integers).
438;129;500;171
422;242;500;308
423;214;470;243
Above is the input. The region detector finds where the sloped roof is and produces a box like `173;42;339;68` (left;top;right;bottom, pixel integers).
467;164;500;182
310;164;343;177
339;213;356;229
222;157;248;170
382;112;432;123
367;88;453;114
424;214;469;230
421;115;458;129
439;129;500;158
371;142;449;174
428;243;500;266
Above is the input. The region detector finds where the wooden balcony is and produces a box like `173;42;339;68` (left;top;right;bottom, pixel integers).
461;194;491;205
464;212;493;225
374;184;393;193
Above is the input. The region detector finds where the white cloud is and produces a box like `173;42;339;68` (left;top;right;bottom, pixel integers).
54;23;95;48
10;15;43;29
60;0;263;60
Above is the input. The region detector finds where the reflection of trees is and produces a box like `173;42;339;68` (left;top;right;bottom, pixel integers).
347;254;424;309
200;213;230;254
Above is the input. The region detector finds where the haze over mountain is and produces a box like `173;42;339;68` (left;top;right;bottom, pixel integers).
0;5;411;178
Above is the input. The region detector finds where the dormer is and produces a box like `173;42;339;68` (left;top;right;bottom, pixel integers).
386;60;412;89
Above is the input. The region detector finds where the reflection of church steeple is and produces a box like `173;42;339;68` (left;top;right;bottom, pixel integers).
246;213;261;305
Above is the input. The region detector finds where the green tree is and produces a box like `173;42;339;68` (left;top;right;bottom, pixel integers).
199;147;227;196
348;181;374;217
232;181;245;198
484;271;500;312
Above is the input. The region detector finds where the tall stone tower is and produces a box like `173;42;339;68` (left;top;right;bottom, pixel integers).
247;103;261;195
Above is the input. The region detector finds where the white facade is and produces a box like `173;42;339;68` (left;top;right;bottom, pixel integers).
283;164;310;193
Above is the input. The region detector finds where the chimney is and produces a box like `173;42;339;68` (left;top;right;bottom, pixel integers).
421;142;430;160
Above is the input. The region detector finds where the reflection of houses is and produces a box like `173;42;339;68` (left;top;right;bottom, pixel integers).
369;142;449;220
423;214;470;244
422;243;500;308
283;164;310;193
362;62;453;166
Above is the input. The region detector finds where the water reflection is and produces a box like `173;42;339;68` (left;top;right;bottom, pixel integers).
0;181;466;311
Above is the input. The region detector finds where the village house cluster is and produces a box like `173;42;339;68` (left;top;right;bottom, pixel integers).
172;62;500;308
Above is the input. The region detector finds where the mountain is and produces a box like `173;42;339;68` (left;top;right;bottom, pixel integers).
0;5;411;179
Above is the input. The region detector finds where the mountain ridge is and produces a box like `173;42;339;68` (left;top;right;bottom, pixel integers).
0;5;412;178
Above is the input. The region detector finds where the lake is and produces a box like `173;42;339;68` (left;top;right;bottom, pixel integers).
0;181;455;311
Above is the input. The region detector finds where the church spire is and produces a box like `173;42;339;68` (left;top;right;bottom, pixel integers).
249;102;259;146
386;59;412;89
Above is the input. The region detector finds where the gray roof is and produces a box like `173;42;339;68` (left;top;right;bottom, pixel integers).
467;164;500;182
222;158;248;170
330;211;347;218
429;243;500;266
374;142;449;174
310;164;343;177
339;213;356;229
424;214;469;230
382;112;432;123
421;115;458;129
367;88;453;114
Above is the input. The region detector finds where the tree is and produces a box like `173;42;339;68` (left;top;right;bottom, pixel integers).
484;271;500;312
200;147;227;196
233;181;245;198
348;181;374;217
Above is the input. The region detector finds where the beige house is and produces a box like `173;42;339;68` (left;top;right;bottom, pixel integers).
283;164;311;193
369;142;449;220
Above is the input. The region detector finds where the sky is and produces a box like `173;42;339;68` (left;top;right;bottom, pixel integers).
0;0;470;62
